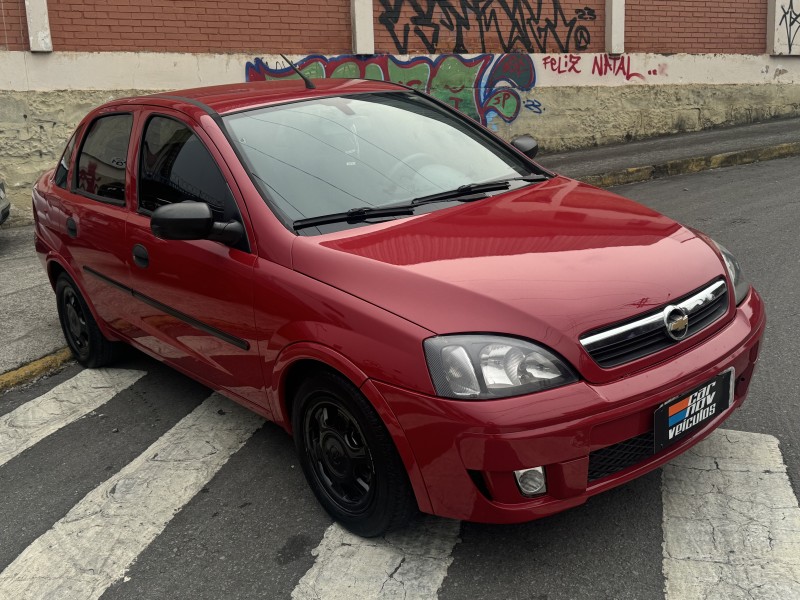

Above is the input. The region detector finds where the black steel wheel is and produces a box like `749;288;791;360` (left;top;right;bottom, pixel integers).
304;399;376;515
55;274;118;367
293;370;416;537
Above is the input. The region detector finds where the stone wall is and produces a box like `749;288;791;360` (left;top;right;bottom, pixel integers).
499;83;800;150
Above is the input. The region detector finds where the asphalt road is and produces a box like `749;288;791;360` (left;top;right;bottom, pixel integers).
617;156;800;494
1;156;799;600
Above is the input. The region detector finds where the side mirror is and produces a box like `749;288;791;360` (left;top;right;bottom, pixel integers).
151;202;243;246
511;134;539;159
151;202;213;240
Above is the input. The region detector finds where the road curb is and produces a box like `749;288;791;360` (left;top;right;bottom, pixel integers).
579;142;800;188
0;348;73;394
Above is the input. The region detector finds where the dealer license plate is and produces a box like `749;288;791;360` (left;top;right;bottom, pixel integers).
653;369;733;452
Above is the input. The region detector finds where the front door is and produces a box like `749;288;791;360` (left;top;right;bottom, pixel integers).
124;110;267;412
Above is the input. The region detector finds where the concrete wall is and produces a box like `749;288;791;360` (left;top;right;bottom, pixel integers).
1;50;800;227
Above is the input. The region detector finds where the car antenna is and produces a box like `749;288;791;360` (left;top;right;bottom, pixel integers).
280;54;315;90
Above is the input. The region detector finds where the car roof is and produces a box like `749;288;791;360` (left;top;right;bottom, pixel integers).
111;79;407;115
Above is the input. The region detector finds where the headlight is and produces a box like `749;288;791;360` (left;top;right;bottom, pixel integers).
711;240;749;305
423;335;578;400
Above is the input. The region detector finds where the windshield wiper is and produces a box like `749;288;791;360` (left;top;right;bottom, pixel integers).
405;175;550;208
292;182;509;231
494;173;550;183
405;181;512;207
292;175;551;232
293;205;415;231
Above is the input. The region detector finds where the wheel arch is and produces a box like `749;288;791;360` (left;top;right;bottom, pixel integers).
271;342;433;514
46;257;69;289
46;256;120;343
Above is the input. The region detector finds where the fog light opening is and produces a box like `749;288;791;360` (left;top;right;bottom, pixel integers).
514;466;547;497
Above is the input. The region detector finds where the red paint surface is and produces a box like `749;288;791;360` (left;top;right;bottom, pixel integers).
33;83;767;523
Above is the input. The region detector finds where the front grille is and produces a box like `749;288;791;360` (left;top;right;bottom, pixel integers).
588;431;655;482
581;279;729;368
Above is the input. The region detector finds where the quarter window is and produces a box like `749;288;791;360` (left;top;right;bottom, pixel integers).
138;116;238;222
54;127;81;189
75;114;133;202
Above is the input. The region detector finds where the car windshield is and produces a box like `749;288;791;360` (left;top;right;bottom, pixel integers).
223;91;538;226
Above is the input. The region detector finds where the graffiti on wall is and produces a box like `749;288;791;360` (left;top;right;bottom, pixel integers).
246;54;539;126
780;0;800;53
377;0;597;54
542;53;664;81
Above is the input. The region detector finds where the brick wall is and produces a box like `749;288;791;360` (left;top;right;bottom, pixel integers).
373;0;605;54
46;0;351;53
0;0;773;56
626;0;767;54
0;0;28;50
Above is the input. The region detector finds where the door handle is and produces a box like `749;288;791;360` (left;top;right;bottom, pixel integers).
66;217;77;238
132;244;149;268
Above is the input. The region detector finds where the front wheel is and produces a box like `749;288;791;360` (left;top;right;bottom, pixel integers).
55;274;118;368
293;370;417;537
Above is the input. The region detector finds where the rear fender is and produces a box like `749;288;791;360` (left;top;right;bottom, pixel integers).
43;253;122;343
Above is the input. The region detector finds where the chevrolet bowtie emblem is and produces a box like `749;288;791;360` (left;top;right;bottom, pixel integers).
663;305;690;340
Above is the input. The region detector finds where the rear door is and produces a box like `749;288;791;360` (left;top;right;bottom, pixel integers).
124;109;267;412
47;110;137;335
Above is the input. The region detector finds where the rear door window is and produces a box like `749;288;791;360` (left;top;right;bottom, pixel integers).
75;114;133;203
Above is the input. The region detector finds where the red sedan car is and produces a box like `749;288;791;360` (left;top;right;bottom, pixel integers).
32;79;765;537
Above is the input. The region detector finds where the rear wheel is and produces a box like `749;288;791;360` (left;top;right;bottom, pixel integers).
293;370;417;537
56;274;118;367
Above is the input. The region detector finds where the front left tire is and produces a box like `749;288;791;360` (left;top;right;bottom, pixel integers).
292;369;417;537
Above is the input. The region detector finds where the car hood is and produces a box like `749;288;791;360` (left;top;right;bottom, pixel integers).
292;177;726;380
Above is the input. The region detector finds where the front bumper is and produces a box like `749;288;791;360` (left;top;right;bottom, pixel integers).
372;288;766;523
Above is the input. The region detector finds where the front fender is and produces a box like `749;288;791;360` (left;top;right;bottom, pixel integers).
270;341;433;514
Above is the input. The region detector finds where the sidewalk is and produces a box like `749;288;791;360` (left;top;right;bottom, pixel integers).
0;226;67;390
538;117;800;185
1;117;799;389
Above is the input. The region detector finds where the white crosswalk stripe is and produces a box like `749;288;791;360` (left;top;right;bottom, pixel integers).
292;518;461;600
3;364;800;600
0;368;145;468
663;430;800;599
0;393;264;600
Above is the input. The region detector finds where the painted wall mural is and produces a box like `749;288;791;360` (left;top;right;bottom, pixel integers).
376;0;598;54
244;53;666;128
246;54;538;127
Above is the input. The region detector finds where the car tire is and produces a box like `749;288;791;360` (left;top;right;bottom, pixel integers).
55;274;118;368
293;370;417;537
